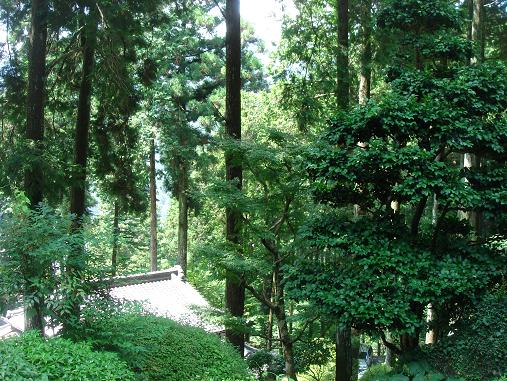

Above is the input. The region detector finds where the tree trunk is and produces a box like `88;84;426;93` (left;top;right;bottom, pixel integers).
400;332;419;354
384;331;394;366
273;259;298;380
336;0;349;109
25;0;48;209
177;166;188;275
335;2;352;379
67;5;97;327
267;306;274;351
335;326;352;381
225;0;245;357
23;0;49;334
276;307;298;381
70;9;97;229
111;201;119;276
467;0;473;42
267;271;275;351
469;0;484;238
471;0;484;64
149;138;158;272
352;330;361;381
358;0;372;105
425;304;437;344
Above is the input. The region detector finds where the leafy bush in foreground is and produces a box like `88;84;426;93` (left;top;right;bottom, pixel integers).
360;361;464;381
429;291;507;381
0;331;135;381
75;310;253;381
247;349;285;380
360;364;392;381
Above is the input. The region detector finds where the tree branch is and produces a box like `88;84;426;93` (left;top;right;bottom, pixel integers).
245;283;277;310
47;26;84;74
411;196;428;237
211;0;226;19
290;315;319;344
431;203;449;255
379;330;402;356
270;195;294;235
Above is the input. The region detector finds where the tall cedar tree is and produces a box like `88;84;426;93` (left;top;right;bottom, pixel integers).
111;201;119;275
70;5;97;230
359;0;373;104
225;0;245;356
150;138;158;271
177;158;188;274
336;0;349;109
68;2;98;322
24;0;48;333
465;0;484;237
335;0;353;380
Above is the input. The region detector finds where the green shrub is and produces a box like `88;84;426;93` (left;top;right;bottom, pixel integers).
75;310;253;381
247;349;285;380
358;361;466;381
429;291;507;381
360;364;392;381
0;331;135;381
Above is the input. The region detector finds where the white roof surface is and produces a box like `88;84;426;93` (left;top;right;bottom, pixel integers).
0;266;221;339
110;266;222;332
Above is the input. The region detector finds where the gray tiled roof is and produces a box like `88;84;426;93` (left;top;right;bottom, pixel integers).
110;266;222;332
0;266;221;339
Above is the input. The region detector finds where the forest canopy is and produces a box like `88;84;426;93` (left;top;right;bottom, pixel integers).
0;0;506;380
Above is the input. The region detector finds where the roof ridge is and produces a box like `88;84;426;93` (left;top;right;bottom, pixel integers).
109;266;183;288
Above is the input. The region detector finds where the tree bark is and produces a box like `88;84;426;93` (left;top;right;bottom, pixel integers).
384;331;394;366
267;271;275;351
460;0;484;237
177;165;188;275
67;4;97;327
425;304;437;344
358;0;372;105
149;138;158;272
225;0;245;357
469;0;484;238
267;305;274;351
276;307;298;381
471;0;484;64
336;0;349;109
70;8;97;229
25;0;48;209
112;201;119;276
23;0;49;334
273;258;298;380
335;2;353;379
351;330;361;381
400;331;419;353
335;326;352;381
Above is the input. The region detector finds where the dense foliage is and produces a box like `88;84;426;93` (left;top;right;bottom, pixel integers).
286;0;507;356
0;0;506;380
0;332;135;381
428;291;507;381
71;308;253;381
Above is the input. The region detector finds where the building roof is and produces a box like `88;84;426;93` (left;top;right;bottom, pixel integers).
109;266;222;332
0;266;221;339
0;314;21;339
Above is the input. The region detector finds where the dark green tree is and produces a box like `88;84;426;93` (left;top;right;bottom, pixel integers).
288;0;507;361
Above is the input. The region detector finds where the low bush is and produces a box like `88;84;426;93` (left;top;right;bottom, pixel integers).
359;361;464;381
0;331;135;381
360;364;392;381
429;291;507;381
247;349;285;380
74;308;253;381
